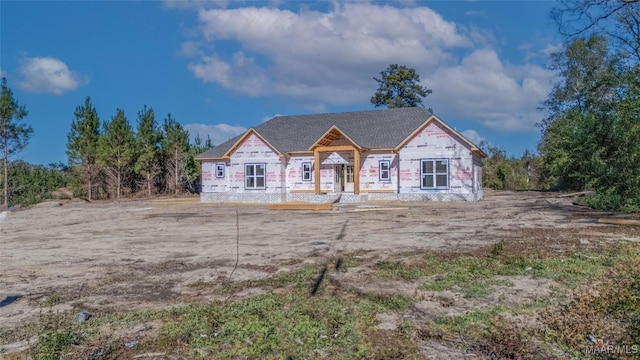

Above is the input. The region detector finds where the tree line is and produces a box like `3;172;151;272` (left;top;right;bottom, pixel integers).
538;0;640;212
0;85;211;206
67;97;211;201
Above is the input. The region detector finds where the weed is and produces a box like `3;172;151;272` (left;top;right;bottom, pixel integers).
491;239;506;257
31;310;81;360
42;293;64;307
398;320;414;337
187;279;216;289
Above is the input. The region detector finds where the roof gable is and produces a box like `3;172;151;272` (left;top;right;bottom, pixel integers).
222;128;282;158
396;116;486;158
309;125;362;150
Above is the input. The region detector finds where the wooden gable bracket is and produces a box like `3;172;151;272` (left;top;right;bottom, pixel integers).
308;125;363;151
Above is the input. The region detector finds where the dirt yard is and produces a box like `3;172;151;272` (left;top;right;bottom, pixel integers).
1;191;639;358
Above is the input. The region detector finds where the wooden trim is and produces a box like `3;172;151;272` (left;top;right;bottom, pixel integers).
289;189;315;193
354;149;360;195
195;157;225;161
222;128;283;158
314;145;357;152
309;126;363;151
314;149;320;194
287;151;313;155
360;189;395;193
268;203;334;211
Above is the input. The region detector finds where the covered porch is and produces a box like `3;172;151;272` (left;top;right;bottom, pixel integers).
310;126;363;195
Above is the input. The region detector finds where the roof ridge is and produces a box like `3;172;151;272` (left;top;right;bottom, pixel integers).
267;107;430;121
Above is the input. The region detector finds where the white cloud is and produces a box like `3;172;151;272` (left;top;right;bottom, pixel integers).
188;3;470;106
0;69;7;78
461;129;486;147
179;41;201;57
184;123;246;145
541;43;563;57
428;49;554;132
18;57;86;95
180;3;554;132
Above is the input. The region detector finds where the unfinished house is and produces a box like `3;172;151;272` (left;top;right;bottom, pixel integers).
195;107;486;203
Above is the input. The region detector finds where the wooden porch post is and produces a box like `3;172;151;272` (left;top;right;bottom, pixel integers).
314;149;321;194
354;149;360;195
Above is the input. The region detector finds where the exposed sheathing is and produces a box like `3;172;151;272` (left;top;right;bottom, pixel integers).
398;121;475;195
202;133;283;194
286;156;315;191
472;155;484;193
359;152;398;192
201;161;228;192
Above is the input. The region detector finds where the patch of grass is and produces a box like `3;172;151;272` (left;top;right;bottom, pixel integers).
429;306;506;336
186;279;217;289
31;310;82;360
375;260;426;280
155;289;417;358
375;243;637;298
421;243;640;359
426;307;554;358
42;293;64;307
540;246;640;358
216;263;325;295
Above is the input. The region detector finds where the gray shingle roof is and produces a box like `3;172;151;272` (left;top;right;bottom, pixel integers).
196;107;443;159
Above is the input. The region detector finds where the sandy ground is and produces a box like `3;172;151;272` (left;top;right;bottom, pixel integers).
1;190;639;355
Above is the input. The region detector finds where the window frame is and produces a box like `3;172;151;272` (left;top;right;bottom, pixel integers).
379;160;391;182
301;162;312;182
244;163;266;190
215;163;225;178
420;159;449;190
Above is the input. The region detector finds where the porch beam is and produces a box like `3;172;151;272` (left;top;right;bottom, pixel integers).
354;149;360;195
314;145;357;152
314;148;320;194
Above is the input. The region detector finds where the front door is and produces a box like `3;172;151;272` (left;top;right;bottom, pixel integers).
334;164;355;192
344;165;355;192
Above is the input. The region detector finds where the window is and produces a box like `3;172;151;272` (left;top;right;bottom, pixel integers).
245;163;266;189
379;160;390;181
421;159;448;189
302;162;312;181
215;163;225;178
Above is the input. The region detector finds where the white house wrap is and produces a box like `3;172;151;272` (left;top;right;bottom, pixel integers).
196;108;486;203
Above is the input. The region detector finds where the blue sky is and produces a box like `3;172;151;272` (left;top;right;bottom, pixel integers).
1;0;561;165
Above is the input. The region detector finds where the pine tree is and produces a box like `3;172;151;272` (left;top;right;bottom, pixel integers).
0;78;33;206
371;64;432;109
67;97;101;200
134;106;162;196
161;114;189;195
98;109;134;199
